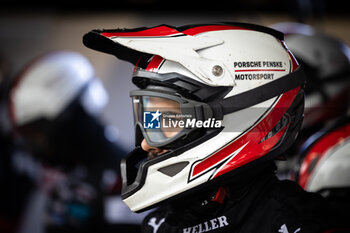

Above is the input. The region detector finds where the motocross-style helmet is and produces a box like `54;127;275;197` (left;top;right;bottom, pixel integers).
295;117;350;197
8;51;109;165
84;23;306;212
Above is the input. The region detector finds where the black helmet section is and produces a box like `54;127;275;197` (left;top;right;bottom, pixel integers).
132;69;232;103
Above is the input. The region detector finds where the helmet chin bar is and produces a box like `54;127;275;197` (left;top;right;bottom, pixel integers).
120;128;223;201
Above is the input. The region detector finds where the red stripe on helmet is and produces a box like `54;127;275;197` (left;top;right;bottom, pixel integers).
280;41;299;72
212;124;289;179
298;122;350;189
288;51;299;72
235;69;286;72
146;55;164;72
133;57;142;72
190;87;300;180
101;25;181;38
182;25;250;36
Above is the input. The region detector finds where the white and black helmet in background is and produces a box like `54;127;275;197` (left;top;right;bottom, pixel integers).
271;22;350;81
8;51;109;166
84;23;306;212
271;22;350;131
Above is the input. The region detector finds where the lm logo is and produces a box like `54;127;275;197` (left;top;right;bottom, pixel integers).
143;110;161;129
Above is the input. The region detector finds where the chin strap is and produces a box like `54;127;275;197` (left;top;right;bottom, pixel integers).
209;66;306;119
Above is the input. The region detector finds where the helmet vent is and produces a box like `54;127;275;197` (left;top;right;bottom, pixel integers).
158;161;189;177
260;114;290;143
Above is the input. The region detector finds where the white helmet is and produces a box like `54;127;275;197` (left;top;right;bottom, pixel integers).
84;23;306;212
8;51;108;165
295;117;350;198
9;51;108;127
271;22;350;137
271;22;350;81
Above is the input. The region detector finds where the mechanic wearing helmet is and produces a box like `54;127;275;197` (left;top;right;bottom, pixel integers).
295;116;350;212
268;22;350;184
271;22;350;139
7;51;137;232
84;23;348;233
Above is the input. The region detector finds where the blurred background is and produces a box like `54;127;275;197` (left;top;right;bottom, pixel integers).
0;0;349;233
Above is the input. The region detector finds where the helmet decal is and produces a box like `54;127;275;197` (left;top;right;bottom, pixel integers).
145;55;165;72
190;87;299;182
